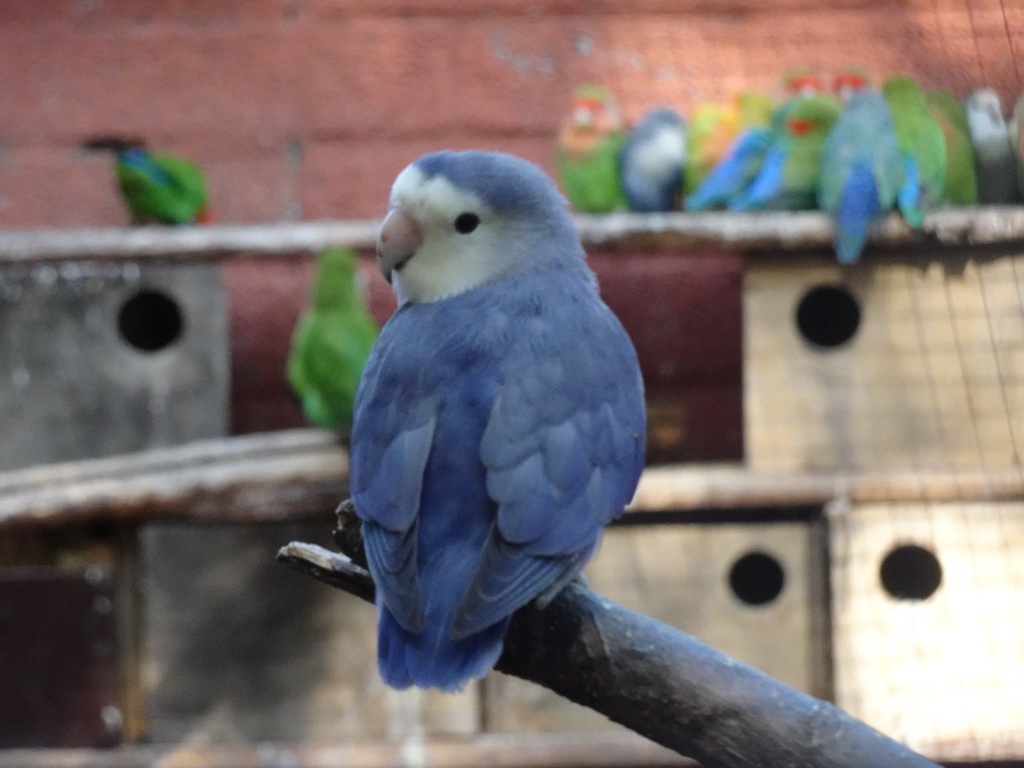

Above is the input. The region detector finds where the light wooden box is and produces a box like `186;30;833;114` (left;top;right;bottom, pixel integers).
744;253;1024;473
830;499;1024;761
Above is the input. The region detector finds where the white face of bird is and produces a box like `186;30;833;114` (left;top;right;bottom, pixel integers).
965;89;1011;158
966;89;1007;130
570;94;621;135
573;104;596;129
377;165;515;306
631;123;686;178
833;71;870;104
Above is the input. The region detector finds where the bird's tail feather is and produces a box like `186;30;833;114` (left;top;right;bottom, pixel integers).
834;163;880;264
729;144;786;212
377;606;508;692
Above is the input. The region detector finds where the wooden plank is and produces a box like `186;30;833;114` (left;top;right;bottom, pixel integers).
0;732;692;768
744;253;1024;473
1;209;1024;264
831;501;1024;761
0;260;233;742
484;521;829;732
0;430;346;528
0;221;379;263
3;432;1024;529
632;464;1024;511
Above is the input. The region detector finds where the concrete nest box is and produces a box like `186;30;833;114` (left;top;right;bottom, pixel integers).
0;261;228;470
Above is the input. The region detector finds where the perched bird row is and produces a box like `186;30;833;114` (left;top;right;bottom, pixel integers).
556;72;1024;262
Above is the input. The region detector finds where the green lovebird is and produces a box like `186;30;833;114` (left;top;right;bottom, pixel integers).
881;75;947;227
684;102;734;196
729;93;841;211
925;89;978;205
684;92;773;196
556;85;628;212
287;248;379;435
87;137;211;224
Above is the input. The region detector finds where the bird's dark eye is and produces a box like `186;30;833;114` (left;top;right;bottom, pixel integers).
454;212;480;234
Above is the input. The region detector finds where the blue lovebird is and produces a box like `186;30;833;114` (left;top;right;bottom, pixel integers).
351;150;647;691
619;108;686;212
818;90;904;264
684;127;773;211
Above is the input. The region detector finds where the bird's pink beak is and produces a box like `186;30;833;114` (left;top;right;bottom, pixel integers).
376;208;422;282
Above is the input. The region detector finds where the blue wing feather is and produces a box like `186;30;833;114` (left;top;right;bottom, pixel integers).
454;289;644;634
819;90;905;264
729;143;786;211
352;262;645;691
685;129;772;212
898;155;924;228
362;520;425;632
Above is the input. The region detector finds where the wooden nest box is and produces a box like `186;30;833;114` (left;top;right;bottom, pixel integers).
744;245;1024;761
744;252;1024;474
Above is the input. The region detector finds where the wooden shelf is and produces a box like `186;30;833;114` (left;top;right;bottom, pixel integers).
2;207;1024;264
2;429;1021;529
0;429;346;528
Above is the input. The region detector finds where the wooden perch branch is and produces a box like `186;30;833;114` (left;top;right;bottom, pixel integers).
2;207;1023;264
278;502;942;768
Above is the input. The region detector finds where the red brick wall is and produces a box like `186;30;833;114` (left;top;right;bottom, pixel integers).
2;0;1021;460
226;249;744;462
2;0;1020;227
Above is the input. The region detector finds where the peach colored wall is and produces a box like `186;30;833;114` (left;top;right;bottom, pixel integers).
1;0;1021;228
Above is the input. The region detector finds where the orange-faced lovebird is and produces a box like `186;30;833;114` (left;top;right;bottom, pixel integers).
729;94;840;211
925;89;978;206
352;150;646;691
779;67;825;98
882;76;947;226
556;85;628;212
832;66;872;103
286;248;379;435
